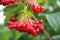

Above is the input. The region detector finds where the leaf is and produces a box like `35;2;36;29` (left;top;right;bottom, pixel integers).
37;0;44;3
24;5;27;14
18;33;28;40
23;5;33;18
52;35;60;40
15;31;23;40
49;0;56;5
0;27;12;40
43;21;58;36
27;11;33;18
4;2;24;16
44;13;60;33
4;2;24;25
16;10;25;20
4;6;20;25
54;7;60;12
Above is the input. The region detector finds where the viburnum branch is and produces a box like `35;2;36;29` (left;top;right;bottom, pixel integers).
5;0;52;40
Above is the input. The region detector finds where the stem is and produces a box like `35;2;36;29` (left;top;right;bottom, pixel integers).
43;30;52;40
32;14;52;40
28;0;38;5
17;0;24;3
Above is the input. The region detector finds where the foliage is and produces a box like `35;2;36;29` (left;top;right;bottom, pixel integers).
0;0;60;40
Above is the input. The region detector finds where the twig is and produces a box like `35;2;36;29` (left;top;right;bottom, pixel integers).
32;14;52;40
18;0;52;40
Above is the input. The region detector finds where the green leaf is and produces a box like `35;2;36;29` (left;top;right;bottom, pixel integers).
16;10;25;20
49;0;56;5
37;0;44;3
15;31;23;40
4;6;20;24
52;35;60;40
54;7;60;12
43;21;58;36
4;2;24;25
0;27;12;40
24;5;27;14
23;5;33;18
27;11;33;18
4;2;24;16
44;13;60;33
18;33;28;40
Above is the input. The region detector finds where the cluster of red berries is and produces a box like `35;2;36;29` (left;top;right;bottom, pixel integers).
0;0;16;6
30;3;44;13
7;17;44;35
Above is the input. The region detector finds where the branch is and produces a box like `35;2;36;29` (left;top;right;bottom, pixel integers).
17;0;52;40
28;0;38;5
32;14;52;40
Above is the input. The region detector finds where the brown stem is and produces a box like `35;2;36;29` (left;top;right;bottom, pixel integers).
28;0;38;5
43;30;52;40
32;14;52;40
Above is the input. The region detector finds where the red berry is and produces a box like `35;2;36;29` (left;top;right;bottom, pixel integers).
12;23;17;29
21;23;27;32
31;4;37;12
30;3;44;14
16;22;21;30
0;0;16;6
36;29;39;33
1;0;6;6
25;22;30;25
27;26;33;34
37;6;41;13
30;4;35;10
33;5;37;12
0;2;2;4
40;6;44;12
32;29;37;35
21;23;26;27
19;24;27;32
9;0;16;4
35;21;39;24
24;22;30;31
39;20;43;24
8;25;13;29
11;17;16;21
25;25;30;32
7;21;13;25
39;26;44;31
5;0;10;5
29;26;34;31
32;24;38;29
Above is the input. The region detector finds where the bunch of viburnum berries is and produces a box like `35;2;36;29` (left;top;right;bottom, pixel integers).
0;0;44;35
7;17;44;35
0;0;16;6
